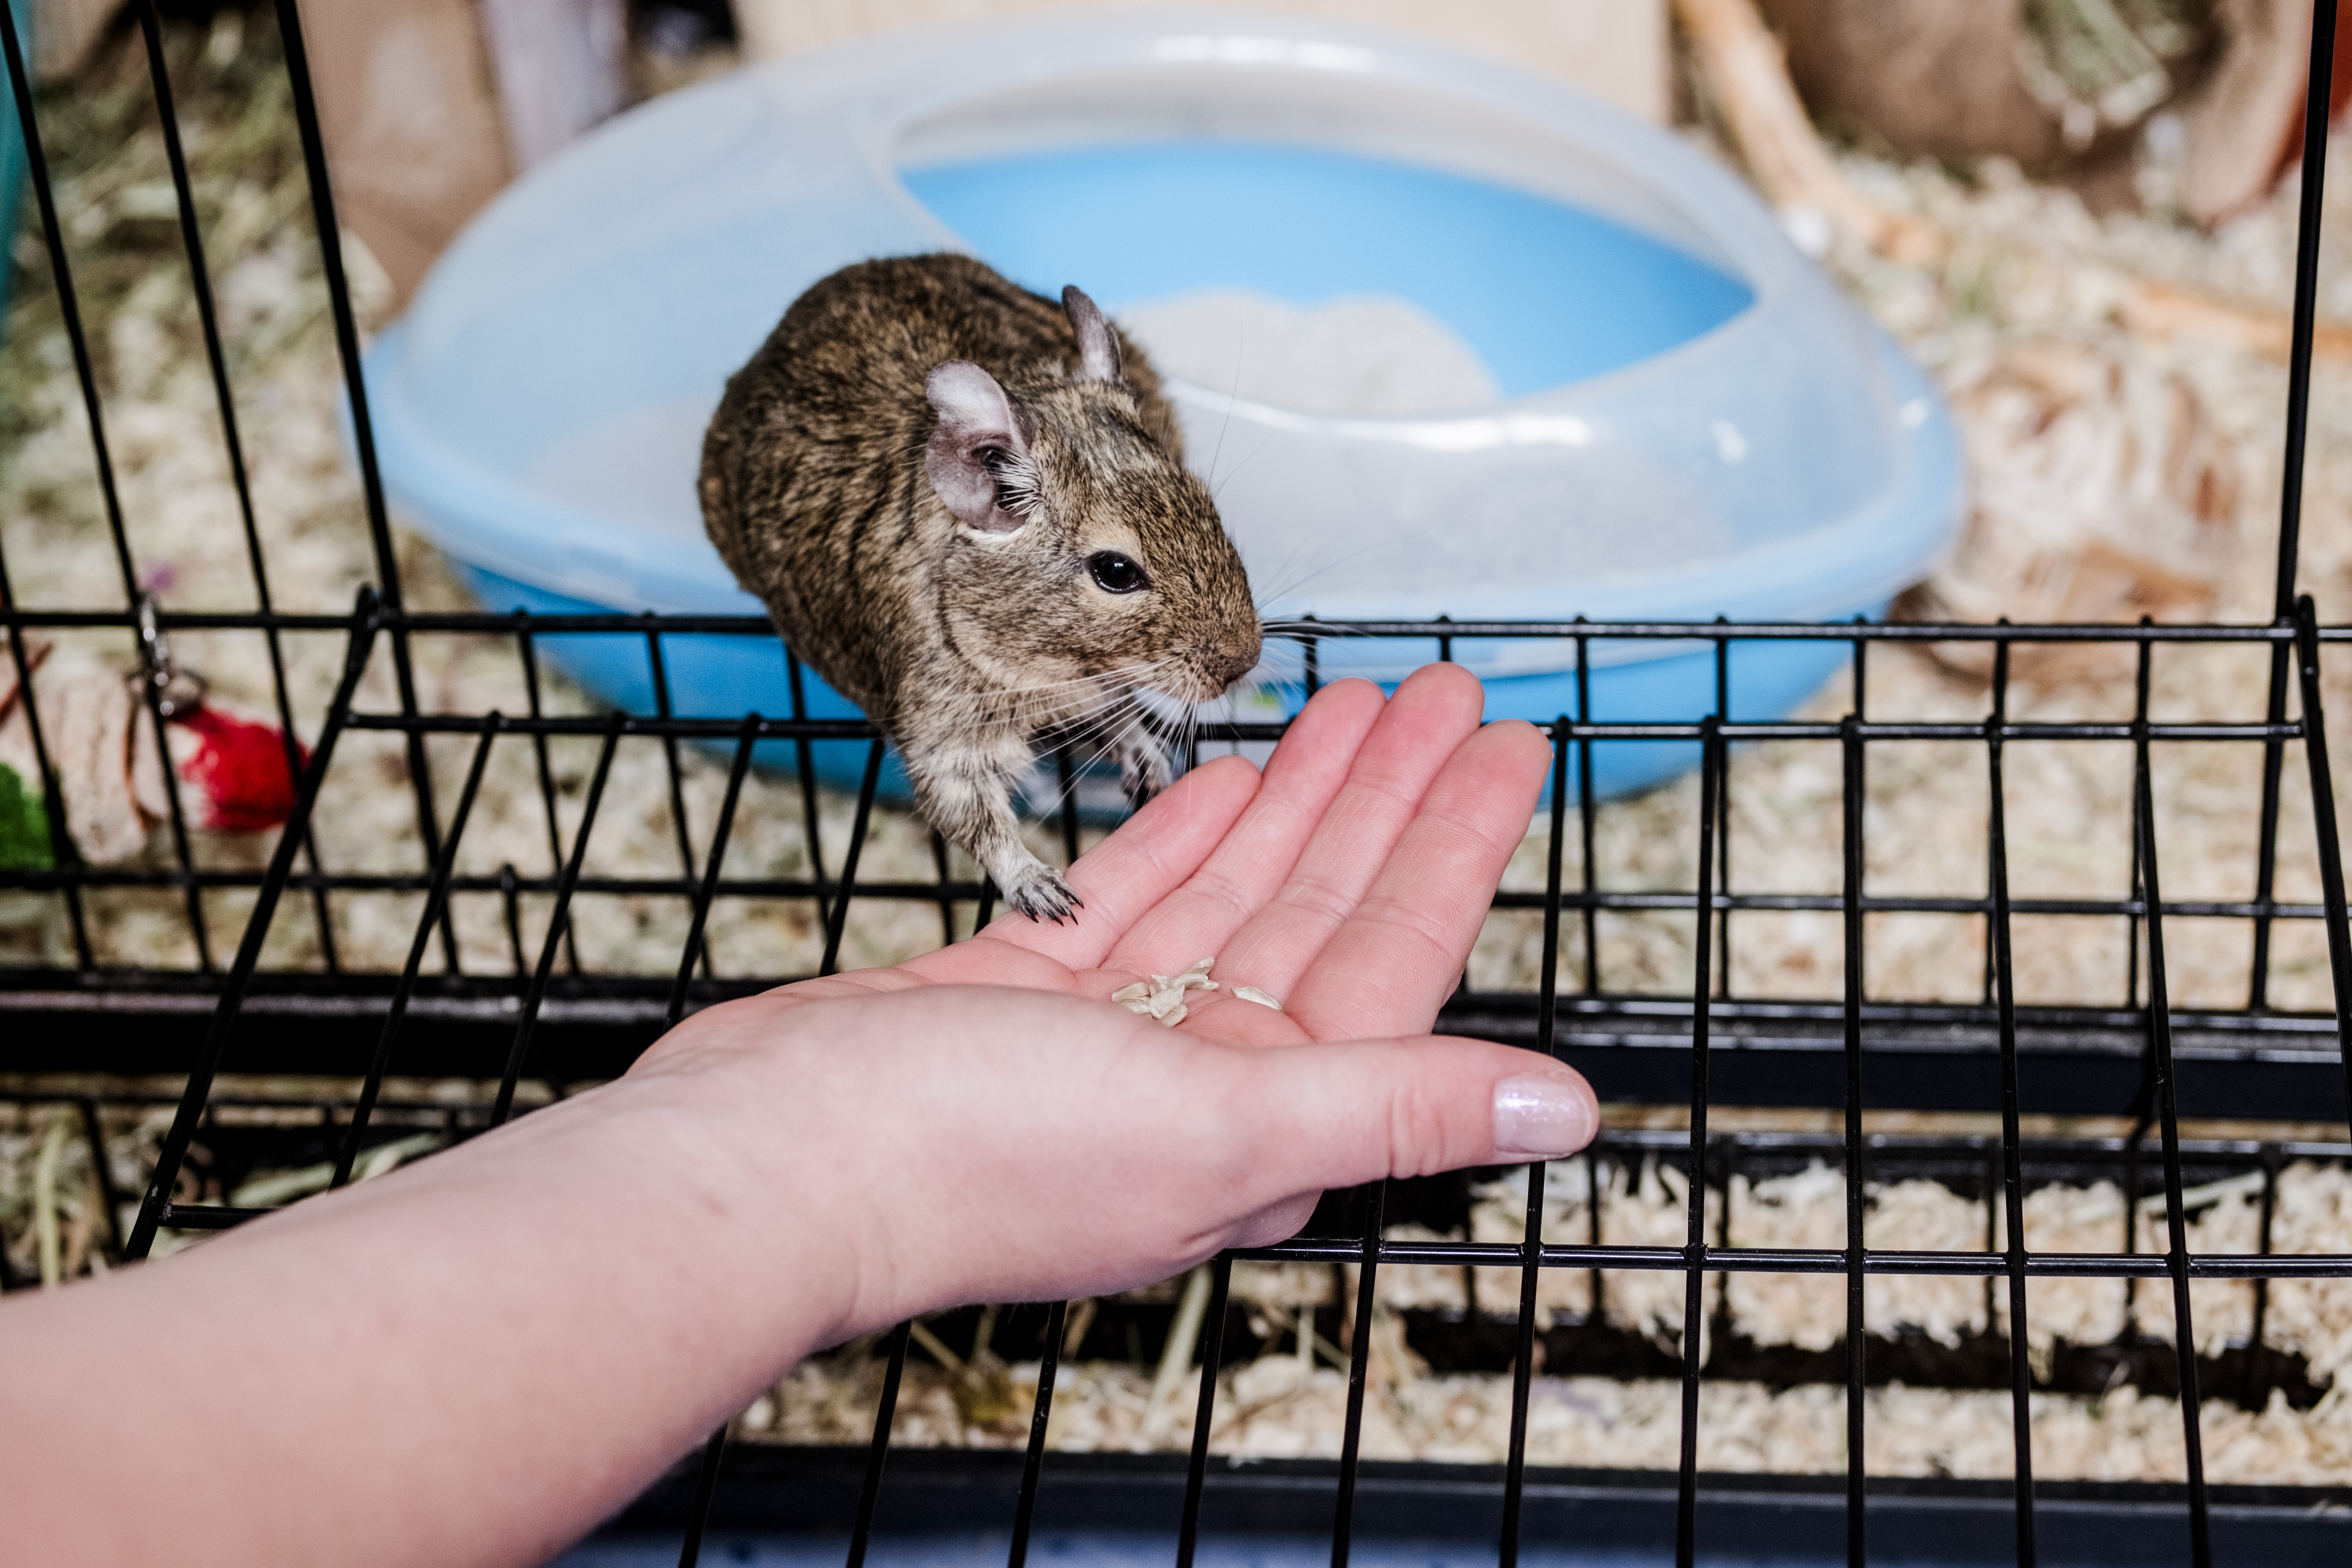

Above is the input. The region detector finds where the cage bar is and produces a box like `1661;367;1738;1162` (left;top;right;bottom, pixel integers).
0;6;2350;1564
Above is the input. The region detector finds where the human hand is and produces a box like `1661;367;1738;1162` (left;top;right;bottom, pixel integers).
644;661;1558;1047
633;665;1598;1341
0;668;1597;1568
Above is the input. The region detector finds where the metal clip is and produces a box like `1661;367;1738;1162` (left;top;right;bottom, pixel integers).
134;593;209;720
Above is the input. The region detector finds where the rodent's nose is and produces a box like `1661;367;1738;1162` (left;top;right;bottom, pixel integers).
1218;624;1264;691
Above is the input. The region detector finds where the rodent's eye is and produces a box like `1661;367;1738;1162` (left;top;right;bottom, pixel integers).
1088;552;1149;595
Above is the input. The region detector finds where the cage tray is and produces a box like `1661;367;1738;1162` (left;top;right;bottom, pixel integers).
592;1446;2352;1566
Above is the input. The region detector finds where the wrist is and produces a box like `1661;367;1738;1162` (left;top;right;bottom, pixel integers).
618;1000;890;1350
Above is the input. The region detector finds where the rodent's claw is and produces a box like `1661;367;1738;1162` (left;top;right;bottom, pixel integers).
1005;866;1081;925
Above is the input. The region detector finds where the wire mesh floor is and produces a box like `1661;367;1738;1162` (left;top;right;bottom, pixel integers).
9;601;2352;1568
4;3;2352;1568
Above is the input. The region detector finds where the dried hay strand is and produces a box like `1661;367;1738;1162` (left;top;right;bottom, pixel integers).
7;7;2352;1024
9;1105;2348;1484
752;1348;2352;1485
1896;335;2242;681
7;5;2352;1496
737;1158;2352;1483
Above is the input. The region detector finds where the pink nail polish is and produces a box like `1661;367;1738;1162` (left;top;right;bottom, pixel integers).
1492;1073;1595;1160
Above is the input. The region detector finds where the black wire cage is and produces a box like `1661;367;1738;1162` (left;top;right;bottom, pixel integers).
7;4;2352;1567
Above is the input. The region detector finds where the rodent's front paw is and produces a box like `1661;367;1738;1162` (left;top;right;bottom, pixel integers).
1004;863;1083;924
1115;736;1173;808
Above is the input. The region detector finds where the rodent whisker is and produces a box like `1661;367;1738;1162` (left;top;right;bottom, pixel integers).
1207;428;1275;503
1249;540;1383;615
1024;687;1146;752
703;254;1258;916
1241;534;1323;609
1019;675;1178;740
1016;749;1095;828
1216;670;1275;710
1257;620;1379;641
1033;680;1169;756
1018;701;1160;825
1204;318;1246;493
985;660;1171;705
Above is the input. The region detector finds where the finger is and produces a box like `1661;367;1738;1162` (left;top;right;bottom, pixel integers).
1224;1191;1320;1249
971;753;1261;972
1103;679;1386;977
1208;663;1488;1008
1284;719;1550;1040
1215;1035;1597;1245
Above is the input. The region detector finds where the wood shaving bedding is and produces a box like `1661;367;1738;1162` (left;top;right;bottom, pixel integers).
719;1156;2352;1482
14;1105;2336;1483
1470;1158;2337;1373
5;19;2352;1035
1459;125;2352;1017
1856;1178;1997;1347
1904;338;2243;674
0;1094;485;1273
744;1349;2352;1486
0;22;1037;980
8;12;2352;1496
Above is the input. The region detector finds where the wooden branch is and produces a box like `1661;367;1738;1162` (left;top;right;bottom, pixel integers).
1673;0;1949;264
2113;277;2352;363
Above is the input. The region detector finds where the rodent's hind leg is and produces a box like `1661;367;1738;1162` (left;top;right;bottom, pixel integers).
906;748;1080;924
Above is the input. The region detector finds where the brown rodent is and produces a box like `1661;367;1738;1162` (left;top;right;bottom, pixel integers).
699;254;1263;922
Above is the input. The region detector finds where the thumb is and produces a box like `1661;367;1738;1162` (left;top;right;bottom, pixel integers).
1217;1035;1597;1230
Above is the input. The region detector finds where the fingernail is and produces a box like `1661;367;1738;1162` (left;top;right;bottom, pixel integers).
1492;1073;1595;1160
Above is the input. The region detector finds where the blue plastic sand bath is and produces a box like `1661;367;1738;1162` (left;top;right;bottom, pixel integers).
365;14;1960;803
899;142;1756;397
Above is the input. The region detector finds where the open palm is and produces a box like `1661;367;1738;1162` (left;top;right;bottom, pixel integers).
627;663;1574;1321
0;668;1575;1568
744;662;1549;1044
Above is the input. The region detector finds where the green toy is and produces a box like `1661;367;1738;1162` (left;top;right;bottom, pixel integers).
0;759;53;871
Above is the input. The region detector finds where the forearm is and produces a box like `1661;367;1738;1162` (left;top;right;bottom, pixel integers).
0;1067;847;1568
0;671;1586;1568
0;969;1592;1568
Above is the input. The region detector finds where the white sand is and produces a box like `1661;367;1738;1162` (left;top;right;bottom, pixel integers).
1117;288;1503;417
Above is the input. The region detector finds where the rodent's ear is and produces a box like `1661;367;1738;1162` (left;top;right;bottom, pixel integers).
1062;285;1122;383
926;360;1031;534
